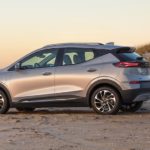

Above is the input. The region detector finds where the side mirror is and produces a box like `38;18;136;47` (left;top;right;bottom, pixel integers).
15;63;21;70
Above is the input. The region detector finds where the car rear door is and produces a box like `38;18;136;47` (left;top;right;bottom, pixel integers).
54;48;100;99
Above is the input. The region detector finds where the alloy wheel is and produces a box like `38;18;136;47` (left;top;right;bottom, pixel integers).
94;90;117;113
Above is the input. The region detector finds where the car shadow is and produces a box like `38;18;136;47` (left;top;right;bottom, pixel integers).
7;108;94;115
7;106;150;115
121;107;150;115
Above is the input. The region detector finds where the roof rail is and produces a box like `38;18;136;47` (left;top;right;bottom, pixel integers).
106;42;115;45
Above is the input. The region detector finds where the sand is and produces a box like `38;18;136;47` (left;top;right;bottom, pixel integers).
0;102;150;150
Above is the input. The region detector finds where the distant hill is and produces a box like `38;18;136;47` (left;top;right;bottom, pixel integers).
136;43;150;54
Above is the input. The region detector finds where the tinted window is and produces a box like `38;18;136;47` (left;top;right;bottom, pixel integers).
62;48;107;66
117;52;145;61
62;49;94;66
20;49;57;69
85;51;94;61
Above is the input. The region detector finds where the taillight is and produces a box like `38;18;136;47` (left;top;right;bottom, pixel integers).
129;81;140;84
114;62;140;68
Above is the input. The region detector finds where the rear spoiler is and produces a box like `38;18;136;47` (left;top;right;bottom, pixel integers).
115;47;135;53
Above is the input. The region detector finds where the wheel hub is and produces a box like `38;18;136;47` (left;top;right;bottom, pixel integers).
94;90;116;113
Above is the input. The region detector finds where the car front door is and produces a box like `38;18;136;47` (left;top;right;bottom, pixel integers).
7;48;58;102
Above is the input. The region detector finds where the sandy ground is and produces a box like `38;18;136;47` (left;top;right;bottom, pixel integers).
1;102;150;150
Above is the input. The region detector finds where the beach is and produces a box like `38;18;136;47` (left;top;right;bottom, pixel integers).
0;102;150;150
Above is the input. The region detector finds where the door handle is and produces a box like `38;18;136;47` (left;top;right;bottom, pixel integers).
42;72;52;76
87;68;97;72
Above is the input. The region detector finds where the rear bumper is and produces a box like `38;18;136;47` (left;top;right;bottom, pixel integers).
121;88;150;104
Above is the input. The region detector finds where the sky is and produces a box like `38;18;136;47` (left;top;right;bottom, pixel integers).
0;0;150;67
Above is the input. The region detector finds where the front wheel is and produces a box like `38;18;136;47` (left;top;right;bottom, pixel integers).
0;90;9;114
120;102;143;112
91;87;121;115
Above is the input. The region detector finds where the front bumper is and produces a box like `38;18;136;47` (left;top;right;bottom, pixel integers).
121;88;150;104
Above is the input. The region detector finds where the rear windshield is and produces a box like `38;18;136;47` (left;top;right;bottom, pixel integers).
118;52;143;61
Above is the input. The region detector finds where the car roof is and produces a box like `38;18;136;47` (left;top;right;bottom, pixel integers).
40;43;131;51
4;42;132;71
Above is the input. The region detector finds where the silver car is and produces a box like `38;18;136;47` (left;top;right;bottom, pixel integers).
0;43;150;114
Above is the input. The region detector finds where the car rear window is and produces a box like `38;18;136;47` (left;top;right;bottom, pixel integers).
118;52;143;61
114;47;146;62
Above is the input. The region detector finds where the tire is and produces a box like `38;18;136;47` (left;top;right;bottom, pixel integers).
91;87;121;115
16;107;35;112
0;90;9;114
120;102;143;112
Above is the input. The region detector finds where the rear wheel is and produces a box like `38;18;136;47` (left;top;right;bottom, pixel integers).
16;107;35;112
91;87;121;115
0;90;9;114
120;102;143;112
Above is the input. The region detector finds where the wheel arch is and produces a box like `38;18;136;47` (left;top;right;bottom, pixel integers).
0;83;12;105
87;79;123;107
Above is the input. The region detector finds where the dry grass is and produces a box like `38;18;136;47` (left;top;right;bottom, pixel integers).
136;43;150;54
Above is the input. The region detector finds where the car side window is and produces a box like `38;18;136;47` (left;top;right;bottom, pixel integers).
85;51;94;61
62;48;95;66
20;49;57;70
